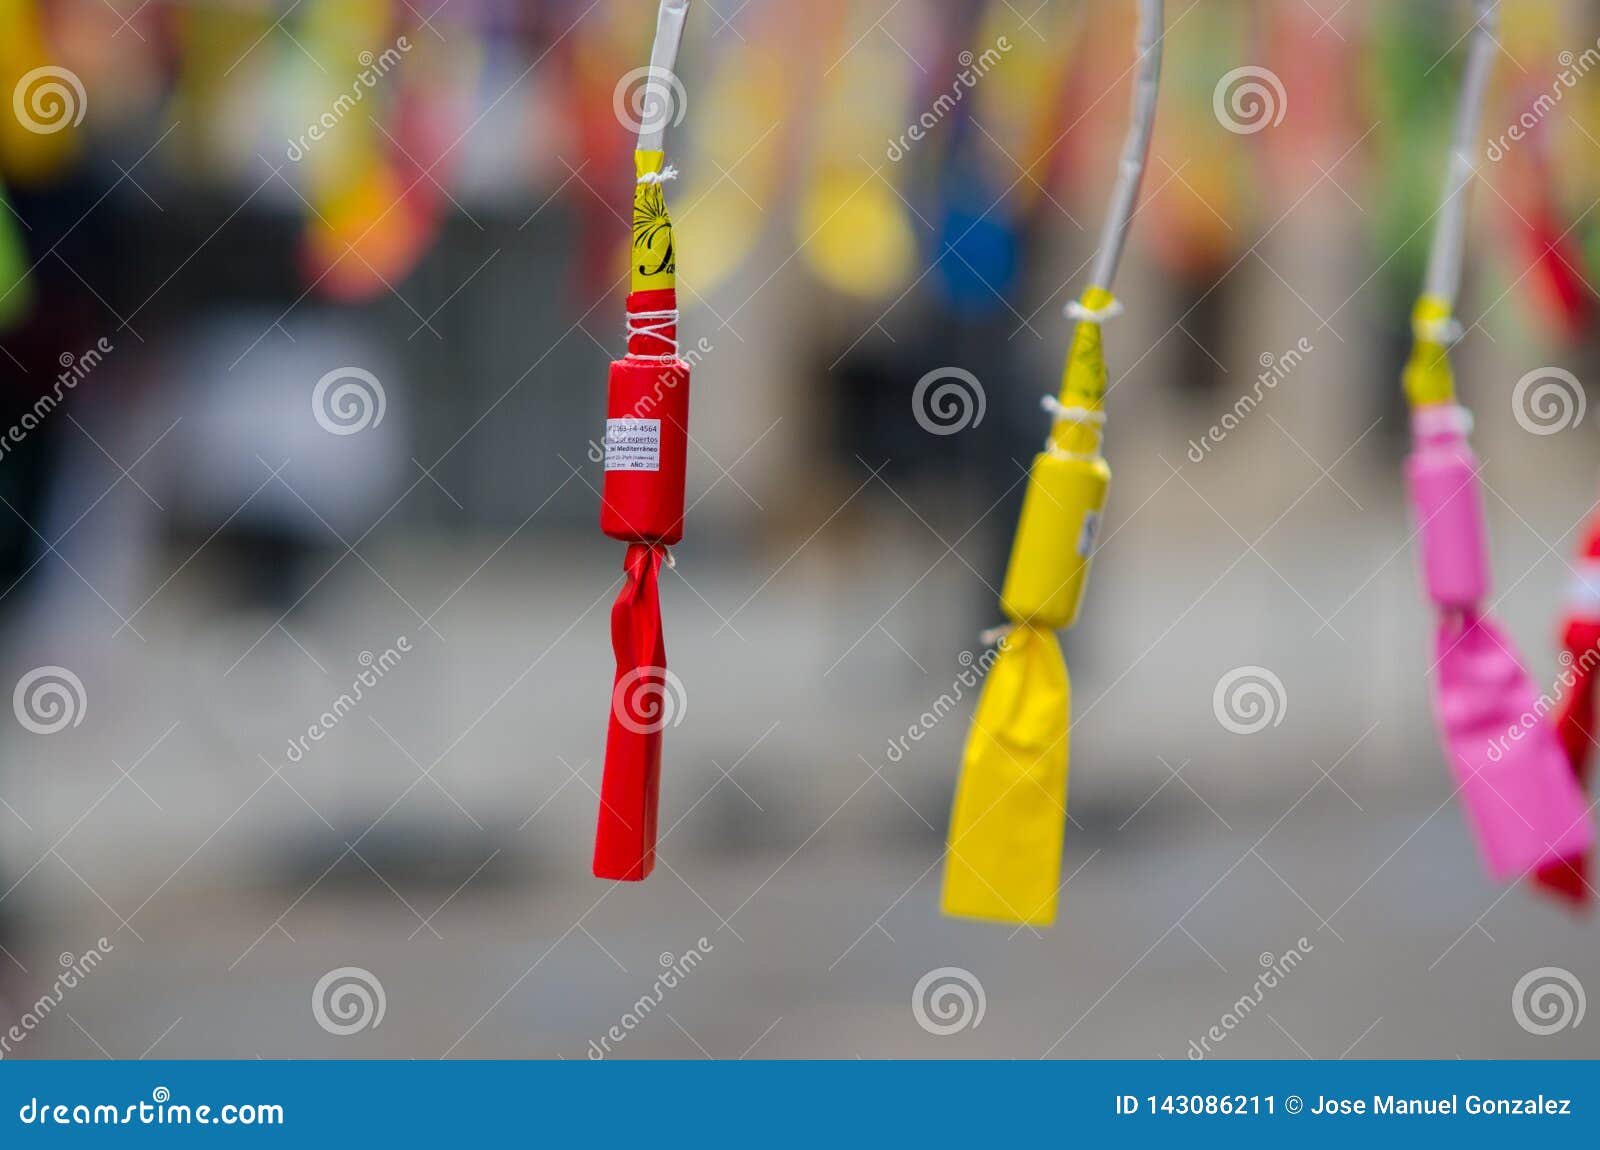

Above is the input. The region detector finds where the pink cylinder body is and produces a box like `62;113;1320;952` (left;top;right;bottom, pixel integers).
1405;405;1489;610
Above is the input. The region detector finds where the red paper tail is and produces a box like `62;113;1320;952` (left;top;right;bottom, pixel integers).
1533;516;1600;906
594;544;669;881
1534;619;1600;906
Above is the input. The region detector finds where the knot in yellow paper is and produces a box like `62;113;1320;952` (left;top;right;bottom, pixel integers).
1402;294;1456;408
632;150;677;292
941;625;1070;927
1051;286;1114;458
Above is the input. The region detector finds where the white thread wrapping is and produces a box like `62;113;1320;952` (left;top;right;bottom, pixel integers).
637;165;679;185
625;308;681;362
1041;396;1106;456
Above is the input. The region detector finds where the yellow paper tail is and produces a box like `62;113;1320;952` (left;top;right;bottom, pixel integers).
941;625;1070;927
1401;294;1456;409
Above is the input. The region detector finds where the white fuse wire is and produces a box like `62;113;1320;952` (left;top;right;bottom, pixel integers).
1422;0;1498;312
1086;0;1164;296
638;0;692;155
625;308;681;362
1043;0;1163;444
626;1;690;365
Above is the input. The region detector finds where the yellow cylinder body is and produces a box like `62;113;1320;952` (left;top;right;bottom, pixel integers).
999;449;1110;629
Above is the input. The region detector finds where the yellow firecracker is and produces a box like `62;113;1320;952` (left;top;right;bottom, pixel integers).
942;0;1164;927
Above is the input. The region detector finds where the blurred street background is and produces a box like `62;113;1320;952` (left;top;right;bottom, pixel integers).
1;0;1598;1059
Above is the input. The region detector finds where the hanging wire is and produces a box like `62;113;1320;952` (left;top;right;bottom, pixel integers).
1087;0;1165;294
638;0;692;155
1422;0;1499;311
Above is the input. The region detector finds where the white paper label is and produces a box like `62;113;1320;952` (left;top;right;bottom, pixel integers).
1077;511;1101;558
604;418;661;472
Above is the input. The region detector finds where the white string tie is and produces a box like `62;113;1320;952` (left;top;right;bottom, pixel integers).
1043;446;1104;463
979;624;1013;648
1414;314;1465;347
1411;401;1474;438
636;165;679;185
1041;396;1107;424
1064;296;1124;323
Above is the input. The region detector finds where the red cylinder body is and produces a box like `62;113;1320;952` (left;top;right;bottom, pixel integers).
600;289;690;545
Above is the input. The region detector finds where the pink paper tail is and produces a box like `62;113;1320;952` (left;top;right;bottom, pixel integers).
1432;612;1594;881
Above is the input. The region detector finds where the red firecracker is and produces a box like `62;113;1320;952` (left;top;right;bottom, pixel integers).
594;289;690;880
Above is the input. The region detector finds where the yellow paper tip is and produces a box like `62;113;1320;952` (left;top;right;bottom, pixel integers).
632;150;676;292
1052;287;1115;457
